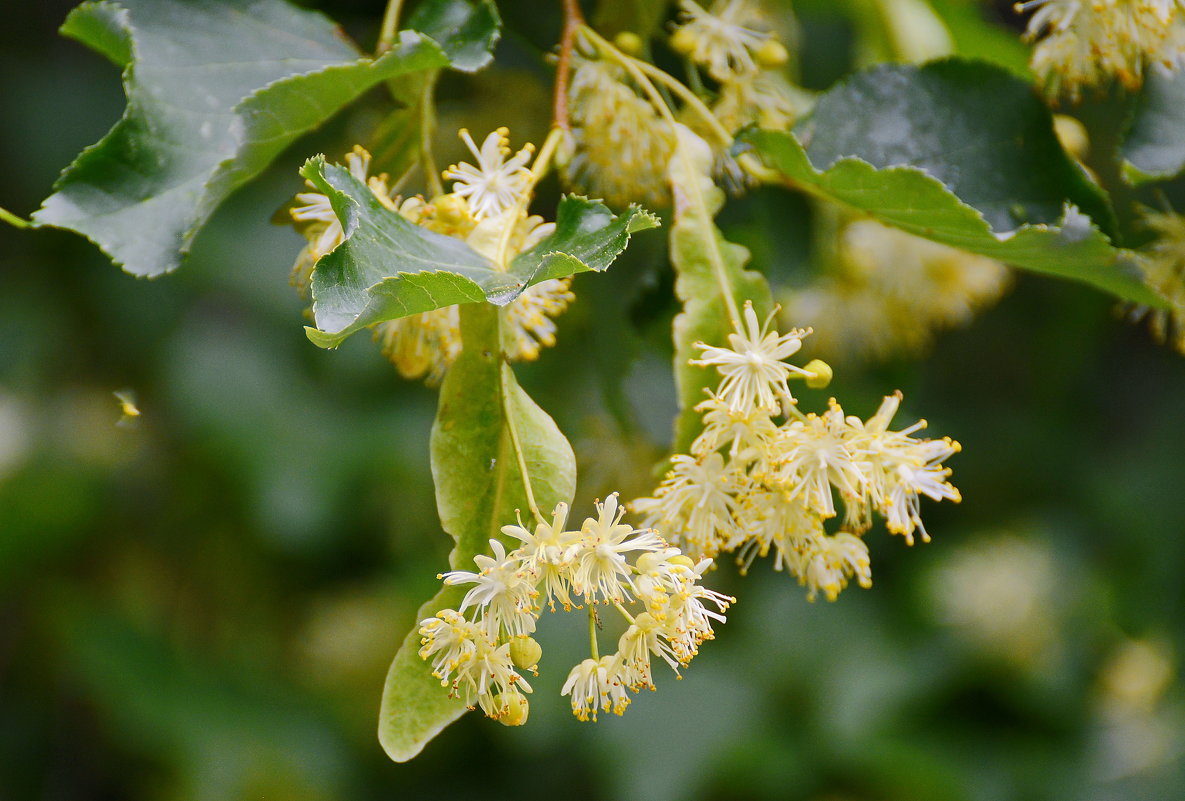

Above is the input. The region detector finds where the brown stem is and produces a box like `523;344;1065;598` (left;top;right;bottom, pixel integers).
553;0;585;130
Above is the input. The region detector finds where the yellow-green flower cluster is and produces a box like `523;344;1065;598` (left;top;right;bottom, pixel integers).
671;0;800;190
564;54;675;208
1124;207;1185;353
418;495;732;724
1017;0;1185;97
784;218;1010;361
288;130;574;384
631;302;961;602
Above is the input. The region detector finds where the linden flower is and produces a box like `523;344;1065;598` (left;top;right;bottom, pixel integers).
1124;207;1185;353
439;539;539;638
1017;0;1185;95
844;393;962;543
631;453;739;560
800;531;873;602
565;55;674;208
571;493;665;603
418;610;533;718
443;127;535;219
562;656;632;720
503;278;576;361
672;0;771;81
693;301;812;413
501;503;581;611
784;218;1009;362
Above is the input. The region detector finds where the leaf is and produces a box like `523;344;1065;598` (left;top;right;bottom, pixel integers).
33;0;451;277
740;60;1166;307
301;156;658;348
404;0;501;73
669;128;773;454
1121;66;1185;185
378;303;577;762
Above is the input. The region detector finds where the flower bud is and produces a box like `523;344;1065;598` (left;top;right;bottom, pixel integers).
509;636;542;671
494;691;530;726
755;40;789;68
614;31;644;55
668;555;696;569
670;26;696;56
431;193;469;226
804;359;833;389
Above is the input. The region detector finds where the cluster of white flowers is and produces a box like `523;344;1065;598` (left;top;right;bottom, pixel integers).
1124;207;1185;353
631;302;961;602
288;129;574;384
671;0;800;190
1016;0;1185;96
418;494;732;724
565;53;676;208
785;217;1011;362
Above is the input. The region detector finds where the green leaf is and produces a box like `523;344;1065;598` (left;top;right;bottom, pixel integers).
740;60;1166;307
301;156;658;348
378;303;577;762
33;0;450;277
1121;66;1185;185
509;196;660;285
669;130;773;454
405;0;501;73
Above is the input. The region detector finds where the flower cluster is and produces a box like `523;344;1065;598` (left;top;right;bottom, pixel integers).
1124;207;1185;353
784;217;1010;362
1016;0;1185;97
631;302;961;602
418;494;732;724
288;129;573;384
564;53;675;208
671;0;801;190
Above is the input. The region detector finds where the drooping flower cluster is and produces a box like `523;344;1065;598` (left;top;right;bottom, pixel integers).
1123;206;1185;353
784;217;1011;361
564;53;676;208
671;0;802;190
418;494;732;724
1016;0;1185;97
631;302;961;602
288;129;573;384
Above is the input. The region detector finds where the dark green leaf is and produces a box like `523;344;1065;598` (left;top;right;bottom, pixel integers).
509;196;660;285
378;303;577;762
302;160;658;348
741;60;1166;307
1121;66;1185;185
33;0;449;277
405;0;501;72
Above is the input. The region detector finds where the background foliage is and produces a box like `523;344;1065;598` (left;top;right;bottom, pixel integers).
2;0;1184;799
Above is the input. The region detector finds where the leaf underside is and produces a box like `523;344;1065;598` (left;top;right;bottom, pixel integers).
377;303;576;762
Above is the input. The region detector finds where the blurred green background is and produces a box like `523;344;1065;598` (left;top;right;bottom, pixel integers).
2;1;1184;800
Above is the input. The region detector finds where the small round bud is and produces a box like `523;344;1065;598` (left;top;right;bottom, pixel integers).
670;27;696;56
804;359;833;389
668;555;696;569
494;692;529;726
431;193;469;225
1053;114;1089;160
755;39;789;68
509;636;542;671
614;31;644;55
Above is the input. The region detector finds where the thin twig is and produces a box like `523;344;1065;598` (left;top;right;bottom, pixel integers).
553;0;586;130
